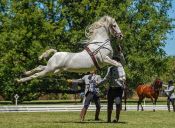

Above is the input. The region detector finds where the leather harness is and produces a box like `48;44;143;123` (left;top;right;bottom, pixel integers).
85;47;100;70
84;39;110;70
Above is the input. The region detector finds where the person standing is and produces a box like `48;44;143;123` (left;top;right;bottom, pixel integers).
98;46;126;123
67;70;102;121
164;80;175;112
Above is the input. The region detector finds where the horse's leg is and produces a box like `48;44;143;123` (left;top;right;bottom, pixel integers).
54;69;61;74
17;67;53;83
24;65;46;76
138;96;144;111
154;98;158;112
167;98;171;112
150;97;155;112
140;102;144;111
137;97;141;111
103;56;122;67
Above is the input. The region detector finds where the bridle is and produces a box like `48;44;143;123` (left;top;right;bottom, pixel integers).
110;24;123;39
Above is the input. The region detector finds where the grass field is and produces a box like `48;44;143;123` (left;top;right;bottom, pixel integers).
0;111;174;128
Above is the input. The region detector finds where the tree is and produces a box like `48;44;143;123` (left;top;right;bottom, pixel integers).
161;56;175;83
0;0;174;101
0;0;68;101
121;0;174;87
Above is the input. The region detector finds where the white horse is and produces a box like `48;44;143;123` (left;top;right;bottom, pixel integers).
17;15;123;83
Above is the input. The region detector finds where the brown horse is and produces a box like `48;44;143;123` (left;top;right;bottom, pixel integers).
136;78;163;111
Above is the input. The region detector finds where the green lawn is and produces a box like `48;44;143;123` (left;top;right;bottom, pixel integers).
0;111;174;128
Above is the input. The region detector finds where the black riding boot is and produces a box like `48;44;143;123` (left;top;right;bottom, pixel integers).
172;100;175;112
113;105;121;123
173;105;175;112
107;109;112;123
115;109;120;123
167;101;170;112
95;109;100;120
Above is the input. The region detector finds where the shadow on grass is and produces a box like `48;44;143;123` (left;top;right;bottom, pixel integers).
57;119;128;124
76;121;128;124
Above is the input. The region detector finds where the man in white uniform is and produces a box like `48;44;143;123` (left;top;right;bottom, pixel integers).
164;80;175;112
68;70;102;121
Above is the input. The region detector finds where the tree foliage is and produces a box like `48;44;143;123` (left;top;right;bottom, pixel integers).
0;0;174;101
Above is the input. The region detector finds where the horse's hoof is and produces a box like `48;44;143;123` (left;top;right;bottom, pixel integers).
15;79;22;83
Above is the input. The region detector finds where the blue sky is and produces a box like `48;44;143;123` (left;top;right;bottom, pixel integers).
164;1;175;56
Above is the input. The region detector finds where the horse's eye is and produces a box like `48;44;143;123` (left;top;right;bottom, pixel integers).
113;25;116;27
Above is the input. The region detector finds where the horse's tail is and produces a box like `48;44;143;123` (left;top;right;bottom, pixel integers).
38;49;57;60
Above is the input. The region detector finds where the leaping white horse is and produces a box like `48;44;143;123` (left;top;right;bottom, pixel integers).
17;15;123;83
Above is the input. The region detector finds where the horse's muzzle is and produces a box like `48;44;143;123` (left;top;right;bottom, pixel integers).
116;33;123;40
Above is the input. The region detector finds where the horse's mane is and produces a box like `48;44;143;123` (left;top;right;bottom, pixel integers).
152;79;162;86
84;15;114;43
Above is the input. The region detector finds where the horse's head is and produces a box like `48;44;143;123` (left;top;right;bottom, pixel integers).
85;16;123;40
153;78;163;90
101;16;123;40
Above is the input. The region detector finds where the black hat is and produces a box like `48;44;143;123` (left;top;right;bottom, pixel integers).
168;80;173;84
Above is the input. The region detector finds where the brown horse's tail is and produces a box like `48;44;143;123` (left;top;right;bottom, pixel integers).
38;49;57;60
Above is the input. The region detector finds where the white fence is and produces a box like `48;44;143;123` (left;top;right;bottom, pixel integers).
0;105;172;112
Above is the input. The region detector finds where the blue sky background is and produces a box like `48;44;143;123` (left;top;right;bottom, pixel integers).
164;1;175;56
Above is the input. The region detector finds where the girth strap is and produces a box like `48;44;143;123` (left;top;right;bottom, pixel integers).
85;47;100;70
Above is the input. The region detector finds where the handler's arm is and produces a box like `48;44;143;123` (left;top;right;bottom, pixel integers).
67;76;85;85
98;67;110;86
165;86;174;92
